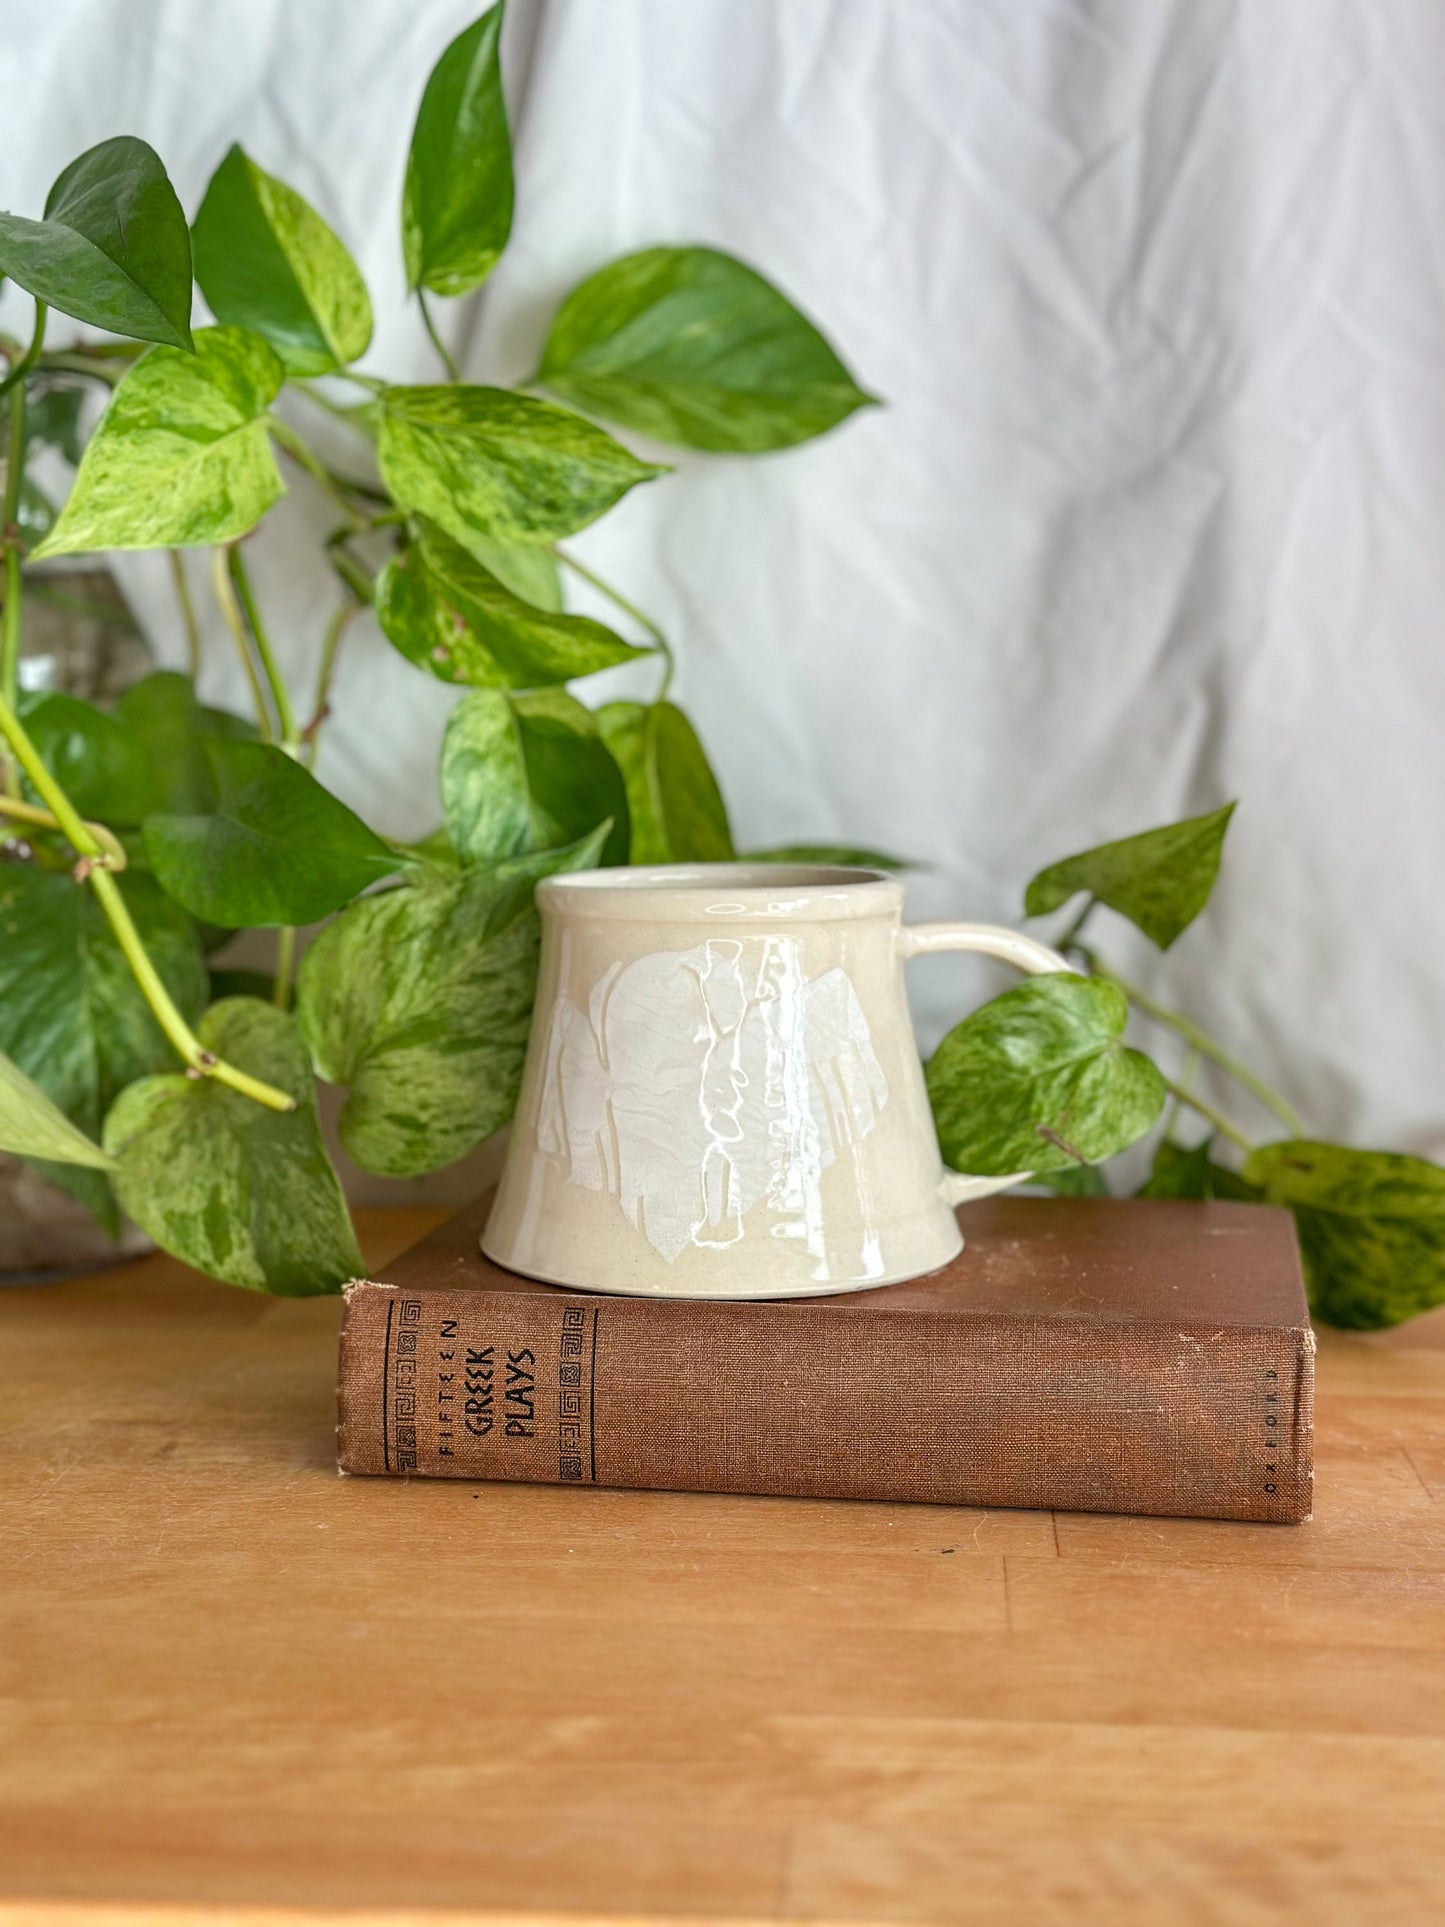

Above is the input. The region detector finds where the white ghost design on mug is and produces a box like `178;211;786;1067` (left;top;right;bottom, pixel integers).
535;936;889;1261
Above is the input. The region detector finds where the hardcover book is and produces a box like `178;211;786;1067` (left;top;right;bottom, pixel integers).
337;1195;1314;1522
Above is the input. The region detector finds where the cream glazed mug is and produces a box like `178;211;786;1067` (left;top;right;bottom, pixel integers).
482;864;1070;1299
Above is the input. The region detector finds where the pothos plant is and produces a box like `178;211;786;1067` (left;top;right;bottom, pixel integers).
0;6;1441;1329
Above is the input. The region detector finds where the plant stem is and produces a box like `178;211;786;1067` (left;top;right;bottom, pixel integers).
292;379;366;426
1;306;45;797
273;925;297;1012
553;546;675;697
228;547;298;750
418;291;461;382
1;548;19;800
89;868;294;1110
1081;947;1306;1135
0;690;294;1112
280;587;369;1017
1056;895;1096;954
1163;1046;1200;1146
290;382;390;496
0;793;128;868
327;506;404;550
32;353;120;388
303;600;361;768
0;300;47;404
0;696;107;854
324;523;379;605
211;546;274;742
319;507;400;616
52;339;140;360
169;551;202;679
328;547;375;605
266;414;375;525
1162;1077;1253;1155
5;379;28;540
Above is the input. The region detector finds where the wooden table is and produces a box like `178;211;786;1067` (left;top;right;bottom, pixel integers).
3;1210;1445;1927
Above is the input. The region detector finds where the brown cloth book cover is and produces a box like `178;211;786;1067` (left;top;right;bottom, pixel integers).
338;1196;1314;1523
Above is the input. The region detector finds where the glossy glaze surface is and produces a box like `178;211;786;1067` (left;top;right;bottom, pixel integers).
483;866;1067;1298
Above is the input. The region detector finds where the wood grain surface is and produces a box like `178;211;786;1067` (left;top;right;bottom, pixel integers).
2;1210;1444;1927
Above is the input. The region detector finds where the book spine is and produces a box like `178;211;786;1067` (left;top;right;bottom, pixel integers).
337;1283;1314;1523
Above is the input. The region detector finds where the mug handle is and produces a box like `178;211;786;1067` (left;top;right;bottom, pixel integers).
899;921;1073;1207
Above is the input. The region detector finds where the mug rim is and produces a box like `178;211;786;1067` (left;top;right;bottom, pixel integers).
536;862;905;922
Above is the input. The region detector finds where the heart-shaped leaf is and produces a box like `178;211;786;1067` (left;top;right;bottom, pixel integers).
0;866;206;1228
193;144;373;375
745;843;909;871
596;700;733;863
927;974;1166;1176
33;326;285;558
110;672;256;817
1025;804;1236;951
402;2;513;297
16;678;255;831
17;690;151;822
378;384;665;550
0;137;192;348
441;688;629;867
375;520;645;688
1243;1141;1445;1329
298;869;539;1177
1139;1135;1261;1201
537;246;878;452
104;998;362;1295
143;739;396;928
0;1050;114;1170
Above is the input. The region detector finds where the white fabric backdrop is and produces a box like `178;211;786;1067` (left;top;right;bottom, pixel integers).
5;0;1443;1160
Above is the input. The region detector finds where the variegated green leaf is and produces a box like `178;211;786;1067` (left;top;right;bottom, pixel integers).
402;2;514;297
0;1052;114;1170
441;688;629;867
0;867;206;1230
375;520;644;688
927;974;1166;1176
0;136;192;348
297;824;608;1180
1139;1135;1260;1201
378;383;664;550
537;246;876;452
193;144;372;374
1244;1141;1445;1329
596;700;733;863
33;326;285;557
104;999;361;1295
298;870;537;1177
1025;805;1236;951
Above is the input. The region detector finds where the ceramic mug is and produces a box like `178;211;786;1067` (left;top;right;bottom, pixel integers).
482;864;1070;1299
